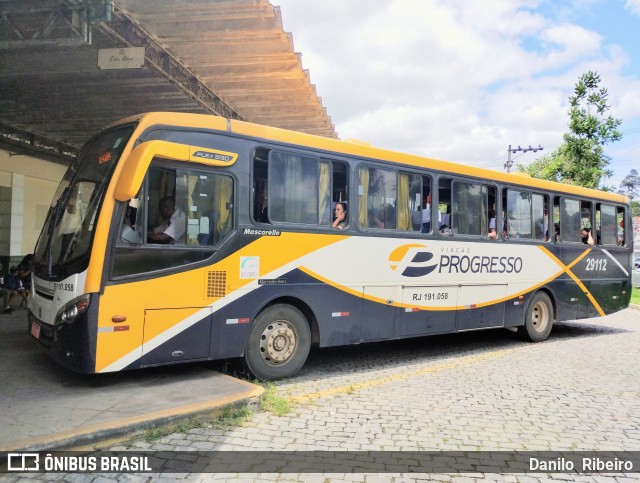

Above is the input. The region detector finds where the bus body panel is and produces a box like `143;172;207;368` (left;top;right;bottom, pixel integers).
85;232;629;372
28;291;98;373
30;272;87;324
31;229;631;373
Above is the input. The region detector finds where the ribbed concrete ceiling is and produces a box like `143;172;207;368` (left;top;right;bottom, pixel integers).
0;0;337;162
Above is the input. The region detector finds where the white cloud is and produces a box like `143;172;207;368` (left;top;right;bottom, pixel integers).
625;0;640;15
273;0;640;182
537;23;602;67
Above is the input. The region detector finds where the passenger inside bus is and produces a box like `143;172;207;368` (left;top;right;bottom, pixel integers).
488;211;497;239
147;196;186;244
538;210;549;241
439;210;451;235
420;194;432;233
331;202;348;229
502;220;509;239
254;187;269;223
581;227;595;246
369;207;385;228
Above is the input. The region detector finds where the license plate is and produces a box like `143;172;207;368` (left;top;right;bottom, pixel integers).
30;321;41;339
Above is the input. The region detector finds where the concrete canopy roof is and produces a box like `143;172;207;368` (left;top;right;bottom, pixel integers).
0;0;337;163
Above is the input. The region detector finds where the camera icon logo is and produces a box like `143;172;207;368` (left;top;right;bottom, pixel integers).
7;453;40;471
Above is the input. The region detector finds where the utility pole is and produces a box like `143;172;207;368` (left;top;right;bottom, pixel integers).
504;144;543;173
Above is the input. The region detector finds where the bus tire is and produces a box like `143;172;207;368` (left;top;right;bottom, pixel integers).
518;292;554;342
243;304;311;380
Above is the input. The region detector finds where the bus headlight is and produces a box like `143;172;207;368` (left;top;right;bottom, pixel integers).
57;294;91;325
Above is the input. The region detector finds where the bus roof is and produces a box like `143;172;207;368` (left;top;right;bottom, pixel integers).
115;112;629;205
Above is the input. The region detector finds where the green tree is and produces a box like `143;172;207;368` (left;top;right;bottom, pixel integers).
618;168;640;200
519;71;622;189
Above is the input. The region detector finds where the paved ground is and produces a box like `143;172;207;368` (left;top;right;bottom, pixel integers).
0;306;262;451
2;306;640;482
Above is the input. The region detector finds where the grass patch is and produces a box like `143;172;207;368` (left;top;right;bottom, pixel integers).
142;404;255;442
631;287;640;305
137;383;290;444
259;382;291;416
210;404;255;429
143;418;202;442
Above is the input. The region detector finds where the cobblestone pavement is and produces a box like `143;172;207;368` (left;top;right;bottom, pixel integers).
5;308;640;482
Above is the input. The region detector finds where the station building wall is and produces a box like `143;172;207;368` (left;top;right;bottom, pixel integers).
0;148;66;274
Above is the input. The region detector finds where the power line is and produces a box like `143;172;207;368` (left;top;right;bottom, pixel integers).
504;144;543;173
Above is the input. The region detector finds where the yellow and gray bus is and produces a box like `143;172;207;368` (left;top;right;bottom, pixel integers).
28;112;633;379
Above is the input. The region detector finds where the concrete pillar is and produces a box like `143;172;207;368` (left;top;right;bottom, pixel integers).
0;173;25;273
0;184;10;274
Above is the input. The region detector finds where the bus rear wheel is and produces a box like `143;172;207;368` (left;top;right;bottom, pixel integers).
518;292;553;342
244;304;311;380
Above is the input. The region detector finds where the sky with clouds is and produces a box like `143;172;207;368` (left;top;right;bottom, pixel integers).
271;0;640;188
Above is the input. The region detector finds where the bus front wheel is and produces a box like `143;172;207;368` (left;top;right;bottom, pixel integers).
518;292;554;342
244;304;311;380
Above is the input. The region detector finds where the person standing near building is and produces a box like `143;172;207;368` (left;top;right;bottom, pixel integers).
2;266;29;313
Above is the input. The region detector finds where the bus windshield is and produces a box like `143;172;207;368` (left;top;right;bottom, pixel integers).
34;125;135;280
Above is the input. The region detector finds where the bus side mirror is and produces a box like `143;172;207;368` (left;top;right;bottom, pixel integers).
114;140;190;201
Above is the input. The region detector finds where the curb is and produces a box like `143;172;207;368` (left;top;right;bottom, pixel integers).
6;377;264;452
629;303;640;311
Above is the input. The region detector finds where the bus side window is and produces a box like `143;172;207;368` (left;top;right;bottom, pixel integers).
553;196;561;242
596;203;617;246
319;158;348;227
487;186;497;239
255;148;350;229
118;199;143;245
617;207;626;246
358;166;397;229
421;194;432;233
504;189;547;241
111;163;233;278
438;177;452;235
190;173;234;246
506;190;531;239
142;167;234;247
415;176;431;233
580;201;593;245
559;198;593;244
560;198;582;242
145;166;182;244
399;172;427;232
253;149;270;223
329;160;349;227
533;193;547;241
451;180;487;236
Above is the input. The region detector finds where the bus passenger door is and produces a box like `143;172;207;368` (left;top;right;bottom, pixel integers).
399;285;458;336
362;285;397;341
456;284;507;331
141;308;212;366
